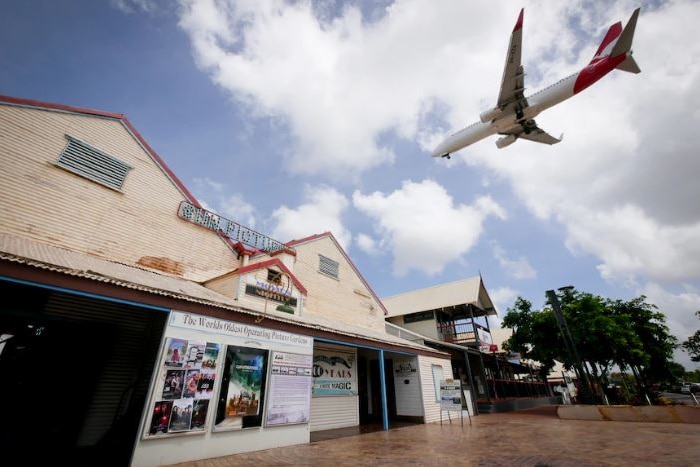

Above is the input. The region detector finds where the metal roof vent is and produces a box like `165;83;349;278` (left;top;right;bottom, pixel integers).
55;135;132;191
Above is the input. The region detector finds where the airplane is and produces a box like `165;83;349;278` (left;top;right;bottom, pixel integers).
432;7;641;159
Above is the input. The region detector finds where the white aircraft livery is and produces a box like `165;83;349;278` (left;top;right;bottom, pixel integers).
432;8;641;158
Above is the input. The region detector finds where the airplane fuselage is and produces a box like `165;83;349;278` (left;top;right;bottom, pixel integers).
431;7;639;158
432;53;626;157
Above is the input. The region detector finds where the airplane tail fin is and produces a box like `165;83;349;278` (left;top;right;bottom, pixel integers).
589;8;641;73
610;8;640;58
616;54;641;73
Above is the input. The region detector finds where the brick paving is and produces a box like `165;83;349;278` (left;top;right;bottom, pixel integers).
166;406;700;467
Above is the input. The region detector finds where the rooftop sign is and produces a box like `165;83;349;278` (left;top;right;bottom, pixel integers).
178;201;286;253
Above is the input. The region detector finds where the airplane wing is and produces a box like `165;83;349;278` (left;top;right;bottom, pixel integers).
501;119;563;145
496;9;527;117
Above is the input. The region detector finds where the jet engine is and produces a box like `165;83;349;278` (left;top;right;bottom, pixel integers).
479;107;502;123
495;134;517;149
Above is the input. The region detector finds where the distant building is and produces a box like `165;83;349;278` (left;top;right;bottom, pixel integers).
384;276;558;413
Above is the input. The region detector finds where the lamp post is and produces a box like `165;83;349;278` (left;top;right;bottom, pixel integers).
546;288;594;404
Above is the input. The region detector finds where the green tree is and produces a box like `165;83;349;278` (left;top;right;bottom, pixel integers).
502;290;678;403
681;311;700;362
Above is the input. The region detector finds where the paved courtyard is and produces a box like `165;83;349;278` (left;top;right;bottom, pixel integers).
168;406;700;466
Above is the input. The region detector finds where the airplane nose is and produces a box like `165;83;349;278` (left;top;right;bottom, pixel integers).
431;142;448;157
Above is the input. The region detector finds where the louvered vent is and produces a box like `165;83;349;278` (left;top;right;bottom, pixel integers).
319;254;339;279
55;135;132;190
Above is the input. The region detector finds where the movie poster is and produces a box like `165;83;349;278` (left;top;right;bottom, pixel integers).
202;343;220;369
164;338;188;367
168;398;194;432
185;341;206;369
148;400;173;434
162;369;185;400
190;400;210;430
196;370;217;399
214;346;268;431
183;369;201;399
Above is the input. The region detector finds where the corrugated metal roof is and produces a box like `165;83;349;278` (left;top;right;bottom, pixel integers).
0;233;442;355
382;276;497;317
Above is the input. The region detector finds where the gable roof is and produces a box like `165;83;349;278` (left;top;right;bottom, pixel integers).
286;232;388;316
236;258;307;295
0;95;200;205
382;276;497;318
0;94;255;256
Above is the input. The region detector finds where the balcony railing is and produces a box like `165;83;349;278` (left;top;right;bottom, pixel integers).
437;321;478;345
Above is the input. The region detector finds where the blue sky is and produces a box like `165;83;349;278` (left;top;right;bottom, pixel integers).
2;0;699;369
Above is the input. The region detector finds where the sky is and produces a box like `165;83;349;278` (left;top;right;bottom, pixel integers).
1;0;699;369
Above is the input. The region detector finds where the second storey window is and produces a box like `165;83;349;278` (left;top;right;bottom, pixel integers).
318;254;339;279
55;135;132;191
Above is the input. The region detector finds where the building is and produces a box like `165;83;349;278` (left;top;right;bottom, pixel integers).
0;95;453;466
383;277;557;414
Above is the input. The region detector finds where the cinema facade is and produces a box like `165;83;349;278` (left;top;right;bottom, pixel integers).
0;95;453;466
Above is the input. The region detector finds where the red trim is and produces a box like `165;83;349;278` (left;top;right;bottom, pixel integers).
285;232;388;316
285;231;330;247
232;242;258;256
121;118;201;207
271;247;297;258
0;94;124;119
573;53;626;94
513;8;524;32
593;22;622;59
237;258;307;295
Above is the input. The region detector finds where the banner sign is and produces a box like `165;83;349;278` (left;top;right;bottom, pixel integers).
477;328;492;352
169;311;312;350
245;284;298;306
265;352;313;426
312;349;357;396
440;380;463;412
178;201;285;253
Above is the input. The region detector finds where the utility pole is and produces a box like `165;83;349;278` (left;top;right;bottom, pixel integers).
546;289;595;404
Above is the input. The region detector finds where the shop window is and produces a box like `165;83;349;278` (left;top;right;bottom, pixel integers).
318;254;339;279
55;135;132;191
267;269;282;285
404;311;434;323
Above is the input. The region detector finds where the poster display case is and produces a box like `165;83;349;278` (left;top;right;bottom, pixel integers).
214;346;269;431
144;338;222;438
265;352;313;426
141;311;315;441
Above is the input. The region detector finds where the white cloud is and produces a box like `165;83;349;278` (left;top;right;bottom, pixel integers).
269;185;351;248
488;286;520;317
111;0;157;14
353;179;505;276
457;1;700;287
355;233;377;254
191;177;257;228
219;194;256;228
492;243;537;280
176;0;532;178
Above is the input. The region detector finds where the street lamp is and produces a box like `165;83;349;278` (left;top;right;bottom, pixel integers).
546;288;595;404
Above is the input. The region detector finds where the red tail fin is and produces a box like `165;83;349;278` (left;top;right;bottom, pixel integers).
591;22;622;62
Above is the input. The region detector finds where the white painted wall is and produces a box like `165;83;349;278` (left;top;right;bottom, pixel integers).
309;396;359;431
392;356;423;417
417;355;453;423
